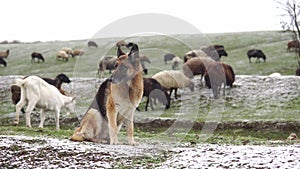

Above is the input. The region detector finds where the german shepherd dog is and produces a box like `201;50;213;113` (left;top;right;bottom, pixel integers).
71;43;143;145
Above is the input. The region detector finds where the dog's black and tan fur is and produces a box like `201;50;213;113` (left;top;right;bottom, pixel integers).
71;43;143;145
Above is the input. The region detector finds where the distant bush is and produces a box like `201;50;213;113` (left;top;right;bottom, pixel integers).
0;40;9;44
0;40;22;44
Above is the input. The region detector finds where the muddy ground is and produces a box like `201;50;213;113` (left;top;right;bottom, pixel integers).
0;75;300;168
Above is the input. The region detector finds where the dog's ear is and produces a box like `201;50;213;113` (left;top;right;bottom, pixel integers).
128;44;139;67
117;46;126;58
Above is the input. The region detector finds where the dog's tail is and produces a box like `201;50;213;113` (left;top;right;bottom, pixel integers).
70;127;85;142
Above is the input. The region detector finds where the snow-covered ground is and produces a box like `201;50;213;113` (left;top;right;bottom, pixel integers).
159;144;300;169
0;135;299;168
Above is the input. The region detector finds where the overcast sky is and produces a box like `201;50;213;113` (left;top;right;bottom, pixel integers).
0;0;282;42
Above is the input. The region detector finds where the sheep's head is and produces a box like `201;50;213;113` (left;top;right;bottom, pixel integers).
56;73;71;83
65;97;76;114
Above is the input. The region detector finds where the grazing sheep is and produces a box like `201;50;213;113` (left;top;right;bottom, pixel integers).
204;62;226;99
296;67;300;76
172;56;182;70
0;49;9;58
97;55;117;77
201;45;228;61
205;62;235;89
11;73;72;114
88;41;98;48
183;50;208;63
152;70;194;99
164;53;176;64
0;57;7;67
61;47;73;57
72;49;84;57
287;40;300;52
247;49;266;63
31;52;45;63
140;55;151;74
13;76;76;130
56;51;69;61
116;40;127;47
182;56;215;83
140;77;170;111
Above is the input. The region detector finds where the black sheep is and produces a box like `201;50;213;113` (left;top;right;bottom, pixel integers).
138;77;170;111
31;52;45;63
247;49;266;63
0;57;7;67
88;41;98;48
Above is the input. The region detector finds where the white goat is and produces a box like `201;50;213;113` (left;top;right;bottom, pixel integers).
13;76;76;130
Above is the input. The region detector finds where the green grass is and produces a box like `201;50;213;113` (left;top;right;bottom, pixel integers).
0;31;298;77
0;124;297;146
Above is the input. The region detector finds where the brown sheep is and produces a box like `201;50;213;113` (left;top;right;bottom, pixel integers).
204;62;227;99
287;40;300;52
97;55;117;77
0;49;10;58
205;62;235;89
72;49;84;57
182;56;215;83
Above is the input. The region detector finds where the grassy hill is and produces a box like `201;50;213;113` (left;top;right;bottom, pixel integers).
0;31;298;78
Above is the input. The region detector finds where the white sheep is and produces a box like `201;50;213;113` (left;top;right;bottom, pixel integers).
183;50;207;62
171;56;182;70
61;47;73;57
56;50;69;61
0;49;10;58
152;70;194;99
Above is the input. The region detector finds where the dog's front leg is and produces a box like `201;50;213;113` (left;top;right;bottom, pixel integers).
107;109;118;145
126;110;138;146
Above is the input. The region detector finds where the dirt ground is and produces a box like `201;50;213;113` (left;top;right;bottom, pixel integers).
0;135;299;168
1;75;300;168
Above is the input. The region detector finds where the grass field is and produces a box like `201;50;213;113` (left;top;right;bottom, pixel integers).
0;31;298;78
